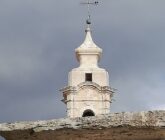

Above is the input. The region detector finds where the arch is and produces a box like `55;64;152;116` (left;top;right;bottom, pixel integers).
82;109;95;117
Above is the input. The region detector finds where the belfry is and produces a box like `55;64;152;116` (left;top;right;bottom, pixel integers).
61;22;113;118
61;1;113;118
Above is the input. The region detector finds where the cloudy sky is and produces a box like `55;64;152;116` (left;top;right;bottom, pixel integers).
0;0;165;123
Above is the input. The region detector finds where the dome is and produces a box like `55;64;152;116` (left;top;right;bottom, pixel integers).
75;27;102;62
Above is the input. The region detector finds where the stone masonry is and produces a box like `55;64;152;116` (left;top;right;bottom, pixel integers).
0;110;165;140
61;26;113;118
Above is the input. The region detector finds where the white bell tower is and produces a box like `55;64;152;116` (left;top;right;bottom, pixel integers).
61;24;114;118
61;0;113;118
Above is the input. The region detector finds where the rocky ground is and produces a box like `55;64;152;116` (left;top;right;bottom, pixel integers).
0;110;165;140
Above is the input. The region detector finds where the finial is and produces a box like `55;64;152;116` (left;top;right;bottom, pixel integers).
80;0;99;26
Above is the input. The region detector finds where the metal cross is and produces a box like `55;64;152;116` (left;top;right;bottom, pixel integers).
81;0;99;25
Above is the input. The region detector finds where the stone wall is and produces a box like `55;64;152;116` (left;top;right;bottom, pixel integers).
0;110;165;140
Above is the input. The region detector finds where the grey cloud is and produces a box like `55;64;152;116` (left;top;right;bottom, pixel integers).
0;136;5;140
0;0;165;122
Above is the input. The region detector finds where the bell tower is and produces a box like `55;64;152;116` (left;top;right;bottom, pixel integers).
61;0;113;118
61;23;113;118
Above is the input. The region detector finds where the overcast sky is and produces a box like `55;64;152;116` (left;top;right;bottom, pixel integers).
0;0;165;123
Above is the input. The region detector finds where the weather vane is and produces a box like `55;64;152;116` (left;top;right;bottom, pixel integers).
81;0;99;25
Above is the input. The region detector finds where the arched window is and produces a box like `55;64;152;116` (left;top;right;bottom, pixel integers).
82;109;95;117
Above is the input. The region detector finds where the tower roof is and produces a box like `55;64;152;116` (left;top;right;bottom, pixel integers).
75;26;102;62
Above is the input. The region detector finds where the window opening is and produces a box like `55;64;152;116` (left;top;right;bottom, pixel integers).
85;73;92;82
